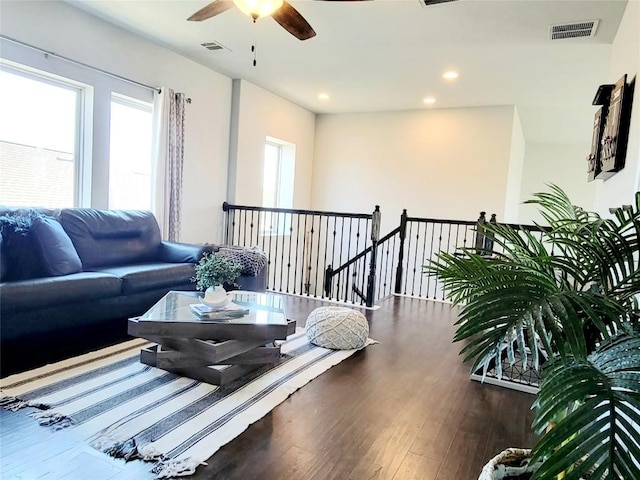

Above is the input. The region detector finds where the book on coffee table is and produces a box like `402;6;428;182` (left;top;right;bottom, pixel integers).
189;302;250;320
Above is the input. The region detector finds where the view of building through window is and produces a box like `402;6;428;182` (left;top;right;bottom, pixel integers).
0;67;80;208
108;95;153;210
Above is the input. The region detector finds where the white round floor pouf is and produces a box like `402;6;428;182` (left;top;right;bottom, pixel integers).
306;306;369;350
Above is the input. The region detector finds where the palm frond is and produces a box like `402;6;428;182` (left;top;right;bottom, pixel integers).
531;334;640;480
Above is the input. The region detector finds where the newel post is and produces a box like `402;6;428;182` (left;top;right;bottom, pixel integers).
394;209;408;294
365;205;381;307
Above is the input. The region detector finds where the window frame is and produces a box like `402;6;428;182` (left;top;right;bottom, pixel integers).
0;61;88;207
261;136;295;236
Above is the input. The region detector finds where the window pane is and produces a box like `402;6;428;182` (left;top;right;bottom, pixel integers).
263;142;280;208
108;96;153;210
0;69;79;208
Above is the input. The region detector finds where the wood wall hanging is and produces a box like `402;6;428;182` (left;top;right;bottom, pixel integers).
588;74;634;181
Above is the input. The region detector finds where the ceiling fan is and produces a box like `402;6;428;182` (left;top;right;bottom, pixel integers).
188;0;458;41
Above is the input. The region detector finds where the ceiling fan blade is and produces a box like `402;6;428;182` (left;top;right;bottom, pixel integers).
422;0;458;5
272;1;316;41
187;0;234;21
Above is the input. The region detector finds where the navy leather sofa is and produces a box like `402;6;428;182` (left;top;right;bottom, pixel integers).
0;207;267;376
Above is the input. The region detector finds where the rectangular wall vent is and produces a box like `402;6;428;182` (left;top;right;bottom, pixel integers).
549;20;599;40
201;41;226;51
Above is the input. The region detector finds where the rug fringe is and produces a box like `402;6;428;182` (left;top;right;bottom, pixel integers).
100;438;164;462
152;457;207;479
0;394;50;412
30;410;76;429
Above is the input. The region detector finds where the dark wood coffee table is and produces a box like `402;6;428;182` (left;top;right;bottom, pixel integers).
128;291;295;385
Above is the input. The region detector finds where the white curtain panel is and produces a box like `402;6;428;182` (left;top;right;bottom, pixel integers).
152;88;186;241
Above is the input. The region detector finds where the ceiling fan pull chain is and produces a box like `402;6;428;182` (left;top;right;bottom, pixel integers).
251;18;257;67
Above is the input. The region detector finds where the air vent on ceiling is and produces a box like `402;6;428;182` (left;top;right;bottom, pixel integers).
201;41;227;51
549;20;599;40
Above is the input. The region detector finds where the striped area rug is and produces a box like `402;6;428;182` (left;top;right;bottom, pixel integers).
0;330;377;478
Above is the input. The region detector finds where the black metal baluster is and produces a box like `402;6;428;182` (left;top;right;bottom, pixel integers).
231;208;237;245
300;214;308;295
331;216;338;281
418;221;428;297
293;214;301;295
411;221;421;296
426;221;435;298
273;211;280;291
357;218;367;300
267;210;274;290
249;210;255;247
313;215;324;297
320;215;330;298
346;218;354;295
286;213;293;293
404;220;413;296
223;203;230;245
307;215;315;295
242;210;247;246
391;235;397;297
344;266;350;303
438;223;445;300
279;212;286;292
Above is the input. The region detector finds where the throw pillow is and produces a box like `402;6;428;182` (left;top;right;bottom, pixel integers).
30;216;83;276
0;210;45;281
216;246;268;277
0;231;5;282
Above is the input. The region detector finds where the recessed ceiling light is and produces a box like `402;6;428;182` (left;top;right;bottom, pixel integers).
443;71;459;80
423;97;436;104
318;93;330;100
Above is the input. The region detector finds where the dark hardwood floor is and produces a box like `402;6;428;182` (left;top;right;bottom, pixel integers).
1;295;536;480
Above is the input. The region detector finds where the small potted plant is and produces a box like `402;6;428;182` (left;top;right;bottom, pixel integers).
193;252;242;304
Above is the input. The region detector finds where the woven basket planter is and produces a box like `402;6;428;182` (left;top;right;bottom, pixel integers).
478;449;539;480
478;449;593;480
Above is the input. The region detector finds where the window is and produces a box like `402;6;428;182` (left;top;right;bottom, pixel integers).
262;141;282;208
108;94;153;210
0;66;82;208
261;137;295;234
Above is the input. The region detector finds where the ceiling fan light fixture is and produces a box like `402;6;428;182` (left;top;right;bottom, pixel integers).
233;0;284;18
442;71;459;80
423;97;436;104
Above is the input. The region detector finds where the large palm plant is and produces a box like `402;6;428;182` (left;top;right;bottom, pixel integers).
428;186;640;479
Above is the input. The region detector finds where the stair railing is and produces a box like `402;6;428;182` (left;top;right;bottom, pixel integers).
222;202;375;303
223;202;550;307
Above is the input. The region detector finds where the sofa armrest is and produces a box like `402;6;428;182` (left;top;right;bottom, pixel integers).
159;241;215;263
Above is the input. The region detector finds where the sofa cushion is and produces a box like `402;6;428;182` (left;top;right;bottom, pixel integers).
93;262;195;295
31;216;82;276
0;209;45;281
0;272;122;312
60;209;162;268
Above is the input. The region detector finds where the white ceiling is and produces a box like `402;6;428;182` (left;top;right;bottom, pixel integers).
67;0;629;143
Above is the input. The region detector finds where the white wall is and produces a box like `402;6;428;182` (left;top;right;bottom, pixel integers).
312;106;517;232
230;80;316;209
594;0;640;215
504;107;525;222
0;0;232;243
518;143;597;223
